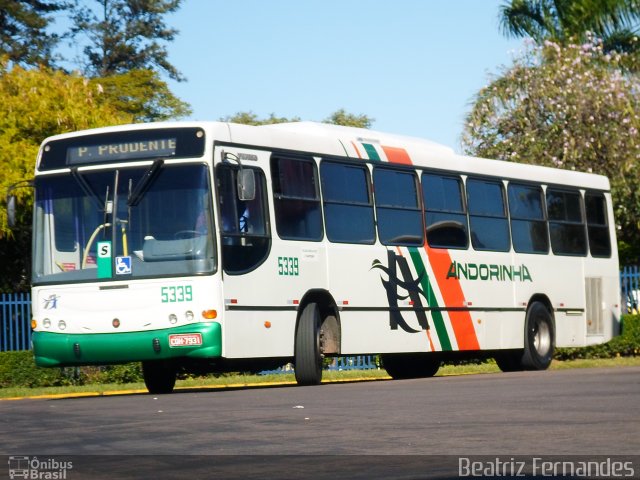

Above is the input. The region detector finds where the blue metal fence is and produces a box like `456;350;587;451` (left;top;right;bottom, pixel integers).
327;355;377;371
621;265;639;314
1;266;639;354
1;292;32;352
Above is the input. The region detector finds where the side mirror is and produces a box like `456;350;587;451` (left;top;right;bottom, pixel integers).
237;169;256;201
6;195;17;228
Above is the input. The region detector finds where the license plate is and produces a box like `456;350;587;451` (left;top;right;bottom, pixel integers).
169;333;203;347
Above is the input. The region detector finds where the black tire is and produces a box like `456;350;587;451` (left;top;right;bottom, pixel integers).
381;353;440;379
521;301;555;370
142;360;177;394
494;349;524;372
294;303;323;385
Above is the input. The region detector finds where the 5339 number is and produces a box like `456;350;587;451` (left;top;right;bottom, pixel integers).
278;256;299;276
161;285;193;303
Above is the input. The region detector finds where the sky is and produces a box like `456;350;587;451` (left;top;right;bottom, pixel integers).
160;0;524;153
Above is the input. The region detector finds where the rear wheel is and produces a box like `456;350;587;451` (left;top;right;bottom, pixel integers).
294;303;323;385
521;301;555;370
494;350;524;372
381;353;440;379
142;360;177;394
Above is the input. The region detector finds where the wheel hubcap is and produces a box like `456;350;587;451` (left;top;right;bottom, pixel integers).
533;319;551;356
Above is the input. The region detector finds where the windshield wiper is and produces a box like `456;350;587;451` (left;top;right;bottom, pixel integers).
71;167;103;211
127;158;164;206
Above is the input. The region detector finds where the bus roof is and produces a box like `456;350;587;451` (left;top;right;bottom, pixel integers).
252;121;610;191
38;120;611;191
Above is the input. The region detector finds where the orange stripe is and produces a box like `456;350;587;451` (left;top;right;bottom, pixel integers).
351;141;363;159
383;144;480;351
381;145;413;165
423;245;479;350
426;328;436;352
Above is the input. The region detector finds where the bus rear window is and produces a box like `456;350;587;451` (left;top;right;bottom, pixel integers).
585;192;611;258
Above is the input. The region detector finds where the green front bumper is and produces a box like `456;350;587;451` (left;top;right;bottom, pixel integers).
33;322;222;367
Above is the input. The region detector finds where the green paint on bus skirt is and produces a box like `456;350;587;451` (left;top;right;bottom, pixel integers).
32;322;222;367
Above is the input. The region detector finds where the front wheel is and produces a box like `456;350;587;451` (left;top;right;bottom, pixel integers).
142;360;177;394
294;303;323;386
521;301;555;370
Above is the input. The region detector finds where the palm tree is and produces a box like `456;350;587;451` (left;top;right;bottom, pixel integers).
499;0;640;54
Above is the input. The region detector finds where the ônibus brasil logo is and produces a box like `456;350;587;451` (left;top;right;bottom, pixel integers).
8;456;73;479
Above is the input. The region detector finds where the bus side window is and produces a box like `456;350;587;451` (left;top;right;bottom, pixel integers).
466;178;511;252
508;183;549;254
216;164;270;274
373;167;423;246
270;156;323;241
585;192;611;258
320;161;375;244
421;172;469;249
546;188;587;256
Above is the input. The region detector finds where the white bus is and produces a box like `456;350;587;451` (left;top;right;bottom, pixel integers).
21;121;621;393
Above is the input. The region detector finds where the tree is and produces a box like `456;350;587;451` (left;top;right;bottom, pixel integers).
92;69;191;122
222;109;374;128
499;0;640;60
221;111;301;126
0;0;68;66
70;0;184;81
462;39;640;263
323;108;374;129
0;60;133;291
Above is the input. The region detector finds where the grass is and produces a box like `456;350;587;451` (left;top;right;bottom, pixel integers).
1;356;639;400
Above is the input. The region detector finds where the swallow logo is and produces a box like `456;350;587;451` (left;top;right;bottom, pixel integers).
43;294;60;310
371;250;430;334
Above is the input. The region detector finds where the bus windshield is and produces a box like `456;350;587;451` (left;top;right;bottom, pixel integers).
33;163;215;284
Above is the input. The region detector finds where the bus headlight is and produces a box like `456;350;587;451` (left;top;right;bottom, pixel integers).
58;320;67;330
185;310;194;322
169;313;178;324
43;318;51;329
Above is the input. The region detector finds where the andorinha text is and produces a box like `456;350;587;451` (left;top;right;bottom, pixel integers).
447;261;532;282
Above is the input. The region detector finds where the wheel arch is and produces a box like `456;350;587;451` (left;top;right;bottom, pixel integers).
297;289;341;355
527;294;555;322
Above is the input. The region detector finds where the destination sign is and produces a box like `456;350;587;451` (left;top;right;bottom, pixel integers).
38;127;206;171
67;138;177;163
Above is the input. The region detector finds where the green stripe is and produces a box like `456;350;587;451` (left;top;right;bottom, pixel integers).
362;143;380;161
408;247;453;351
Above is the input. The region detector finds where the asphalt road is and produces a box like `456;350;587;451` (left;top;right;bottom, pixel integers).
1;366;639;479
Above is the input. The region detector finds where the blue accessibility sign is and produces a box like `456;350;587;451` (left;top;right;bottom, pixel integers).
115;256;132;275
